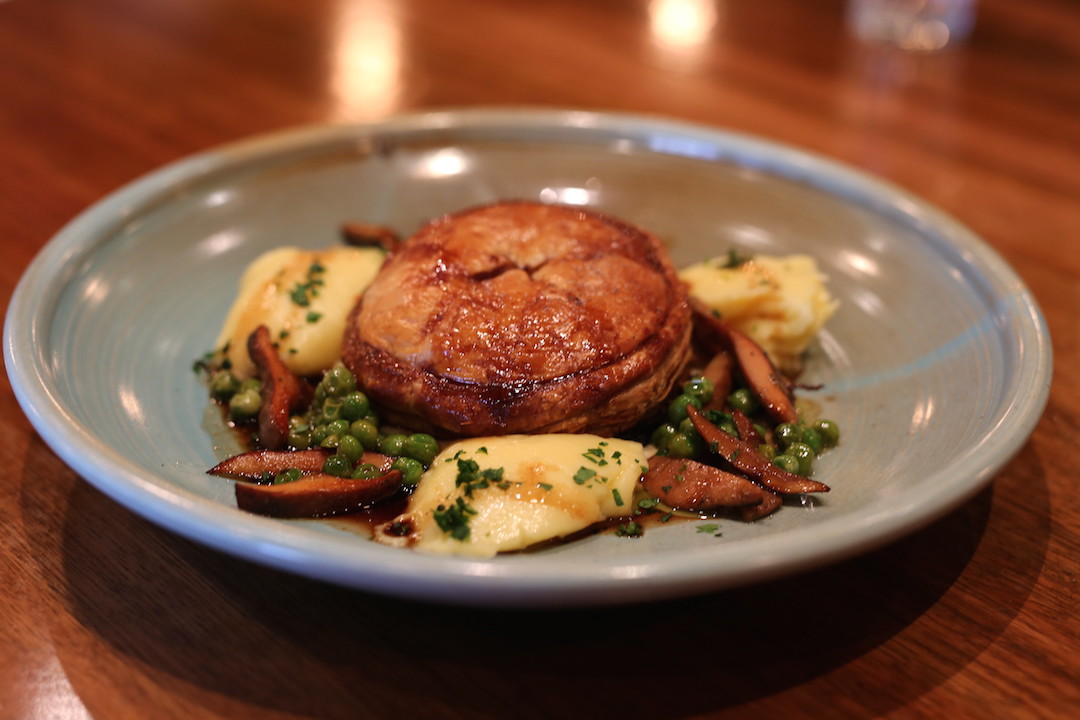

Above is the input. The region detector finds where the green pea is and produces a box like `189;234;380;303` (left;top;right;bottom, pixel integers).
682;376;715;404
787;442;816;476
378;433;407;456
352;463;383;480
758;443;777;460
323;453;353;477
651;423;679;451
288;421;311;449
349;419;380;450
321;366;356;397
801;426;823;454
666;432;702;459
310;423;332;445
326;419;350;438
228;389;261;420
273;467;302;484
321;398;343;422
209;370;240;399
727;387;759;414
774;422;801;448
337;433;364;462
814;419;841;448
668;393;703;424
403;433;440;465
772;454;801;474
392;456;425;486
238;377;262;395
340;391;371;422
319;433;341;450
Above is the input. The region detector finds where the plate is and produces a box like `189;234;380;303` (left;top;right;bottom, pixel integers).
3;110;1051;606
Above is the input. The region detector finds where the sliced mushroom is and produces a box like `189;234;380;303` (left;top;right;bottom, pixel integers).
209;448;331;480
701;350;734;410
643;455;765;511
738;490;783;521
247;325;312;451
730;408;762;446
209;449;394;481
691;299;797;424
234;470;402;518
341;222;402;253
687;405;829;495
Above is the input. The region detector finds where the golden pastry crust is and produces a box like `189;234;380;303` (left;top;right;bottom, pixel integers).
342;201;691;436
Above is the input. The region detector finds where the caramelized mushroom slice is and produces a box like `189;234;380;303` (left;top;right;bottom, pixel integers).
643;456;765;511
731;408;762;446
341;222;402;253
209;448;331;480
739;490;783;522
209;449;395;480
247;325;312;451
206;446;397;481
687;405;829;495
234;471;402;518
701;350;734;410
691;299;797;424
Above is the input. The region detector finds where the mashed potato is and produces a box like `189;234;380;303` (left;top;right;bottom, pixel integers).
215;246;385;379
679;253;838;374
379;435;647;557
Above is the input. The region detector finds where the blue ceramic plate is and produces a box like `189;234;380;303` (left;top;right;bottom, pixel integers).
3;110;1051;606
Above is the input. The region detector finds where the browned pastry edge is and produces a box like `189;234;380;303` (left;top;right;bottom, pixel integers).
343;301;691;436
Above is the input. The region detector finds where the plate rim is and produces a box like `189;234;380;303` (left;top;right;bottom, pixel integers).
3;108;1053;607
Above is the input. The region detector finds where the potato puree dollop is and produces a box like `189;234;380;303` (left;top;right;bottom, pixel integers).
679;254;838;374
215;246;385;379
378;435;647;557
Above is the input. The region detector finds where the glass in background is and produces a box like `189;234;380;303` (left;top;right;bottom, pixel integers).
847;0;976;51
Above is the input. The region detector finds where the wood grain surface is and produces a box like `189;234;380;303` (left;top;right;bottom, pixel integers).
1;0;1077;718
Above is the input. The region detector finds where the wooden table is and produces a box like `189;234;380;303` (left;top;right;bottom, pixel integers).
2;0;1076;717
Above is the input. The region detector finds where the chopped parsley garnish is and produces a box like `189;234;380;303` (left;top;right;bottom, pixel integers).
305;311;322;323
615;521;644;538
455;458;504;497
582;446;607;465
637;497;659;510
433;498;476;541
192;348;220;374
697;523;723;537
717;248;753;268
612;489;625;507
573;467;597;485
538;482;553;491
289;262;326;307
